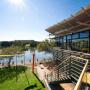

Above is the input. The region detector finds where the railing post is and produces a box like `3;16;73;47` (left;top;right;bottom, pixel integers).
32;53;35;73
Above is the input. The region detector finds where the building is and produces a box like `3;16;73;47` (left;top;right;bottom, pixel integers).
46;5;90;53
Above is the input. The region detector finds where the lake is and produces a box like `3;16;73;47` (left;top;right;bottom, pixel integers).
0;50;53;65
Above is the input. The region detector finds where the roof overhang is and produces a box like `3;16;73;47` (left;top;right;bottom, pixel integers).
46;5;90;36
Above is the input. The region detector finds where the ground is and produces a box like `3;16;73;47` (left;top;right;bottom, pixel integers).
0;66;46;90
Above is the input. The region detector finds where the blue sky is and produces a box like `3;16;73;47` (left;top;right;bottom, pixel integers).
0;0;90;41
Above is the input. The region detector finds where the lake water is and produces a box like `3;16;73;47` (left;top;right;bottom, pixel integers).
0;50;53;65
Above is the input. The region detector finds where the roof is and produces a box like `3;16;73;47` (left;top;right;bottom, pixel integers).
46;5;90;36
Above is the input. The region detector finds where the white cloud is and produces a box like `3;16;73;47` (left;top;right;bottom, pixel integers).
6;0;26;9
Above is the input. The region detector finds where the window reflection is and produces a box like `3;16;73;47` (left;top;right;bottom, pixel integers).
72;39;80;51
63;36;67;49
80;31;89;38
72;33;79;39
80;38;89;53
67;34;71;40
55;30;89;53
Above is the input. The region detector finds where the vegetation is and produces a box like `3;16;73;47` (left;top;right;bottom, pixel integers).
0;66;46;90
1;46;24;55
0;40;39;49
37;39;56;52
0;39;56;53
0;39;55;67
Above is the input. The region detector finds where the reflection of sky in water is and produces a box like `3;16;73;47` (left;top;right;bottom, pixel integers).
0;50;53;64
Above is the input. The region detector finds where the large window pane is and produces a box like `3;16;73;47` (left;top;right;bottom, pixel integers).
80;31;89;38
80;38;89;53
72;33;79;39
59;37;63;48
63;36;67;49
67;34;71;40
67;40;72;50
55;37;60;46
63;36;66;42
72;38;89;53
72;39;80;51
60;38;63;44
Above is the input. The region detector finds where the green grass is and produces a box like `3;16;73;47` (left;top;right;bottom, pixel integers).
0;66;46;90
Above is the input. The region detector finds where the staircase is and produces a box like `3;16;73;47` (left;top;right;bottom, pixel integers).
46;55;88;90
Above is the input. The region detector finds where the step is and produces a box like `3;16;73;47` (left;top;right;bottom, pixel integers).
71;68;81;76
71;66;83;73
71;72;80;79
71;62;84;69
72;58;86;64
71;75;78;82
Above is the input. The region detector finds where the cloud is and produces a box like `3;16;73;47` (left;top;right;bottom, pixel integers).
6;0;26;9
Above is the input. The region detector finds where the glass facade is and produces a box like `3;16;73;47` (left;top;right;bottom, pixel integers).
63;36;67;49
55;30;90;53
67;34;72;50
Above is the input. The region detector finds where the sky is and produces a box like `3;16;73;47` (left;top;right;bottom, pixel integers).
0;0;90;41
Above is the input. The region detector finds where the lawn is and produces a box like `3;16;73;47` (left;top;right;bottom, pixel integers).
0;66;46;90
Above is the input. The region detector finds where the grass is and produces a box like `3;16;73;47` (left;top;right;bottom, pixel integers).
0;66;46;90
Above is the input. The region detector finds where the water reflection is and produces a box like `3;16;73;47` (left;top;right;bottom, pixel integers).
0;50;53;65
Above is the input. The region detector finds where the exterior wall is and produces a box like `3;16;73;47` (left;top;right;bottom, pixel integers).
55;29;90;53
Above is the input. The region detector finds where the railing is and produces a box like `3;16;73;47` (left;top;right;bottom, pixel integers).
46;56;71;82
46;49;89;90
74;57;88;90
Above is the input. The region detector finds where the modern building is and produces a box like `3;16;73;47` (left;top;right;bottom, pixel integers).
46;5;90;53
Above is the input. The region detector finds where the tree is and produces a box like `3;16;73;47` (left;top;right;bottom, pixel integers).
37;39;56;52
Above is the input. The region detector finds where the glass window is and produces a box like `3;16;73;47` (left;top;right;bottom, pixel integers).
60;38;63;44
72;38;89;53
63;36;66;42
56;37;59;42
67;34;71;40
80;31;89;38
72;39;80;51
80;38;89;53
72;33;79;39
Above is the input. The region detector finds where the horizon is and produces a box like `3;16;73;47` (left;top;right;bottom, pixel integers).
0;0;90;41
0;39;42;41
0;39;41;42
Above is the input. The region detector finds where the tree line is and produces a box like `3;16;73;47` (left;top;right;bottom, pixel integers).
0;39;56;54
0;40;39;49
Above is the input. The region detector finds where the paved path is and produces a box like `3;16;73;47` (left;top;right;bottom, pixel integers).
36;64;50;80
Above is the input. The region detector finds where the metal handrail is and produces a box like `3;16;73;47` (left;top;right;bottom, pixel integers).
74;57;88;90
46;56;71;82
48;56;71;75
46;54;89;90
